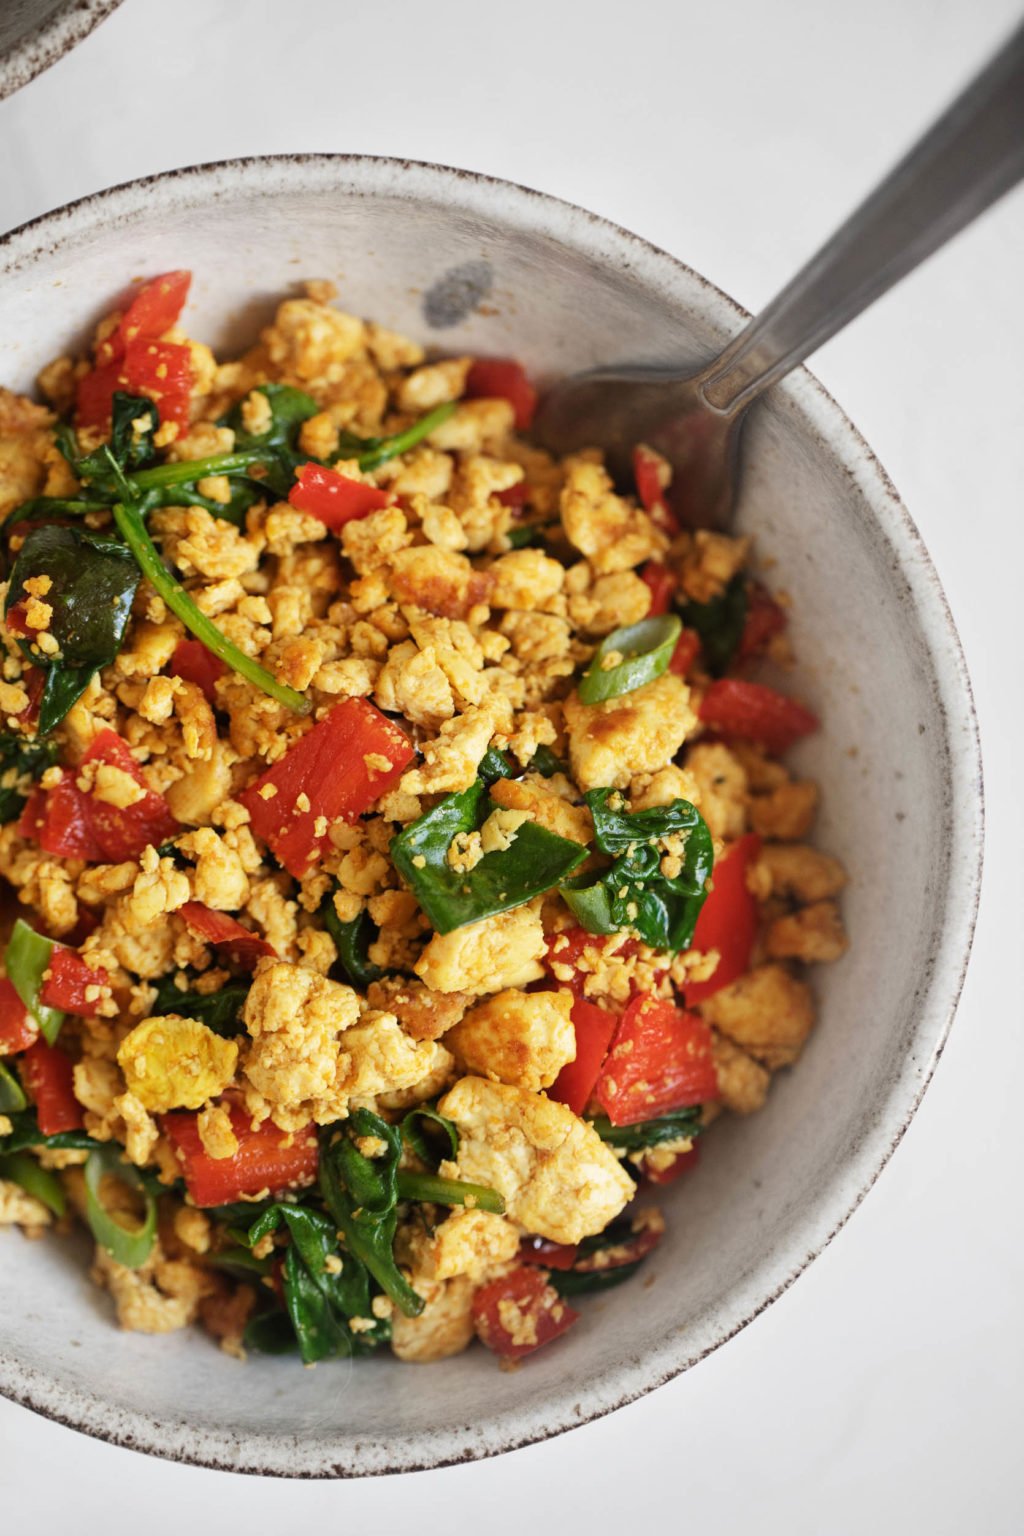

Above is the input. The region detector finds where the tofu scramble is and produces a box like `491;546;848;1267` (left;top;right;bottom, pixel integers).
0;271;848;1367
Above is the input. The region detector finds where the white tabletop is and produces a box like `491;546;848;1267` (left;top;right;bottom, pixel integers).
1;1;1022;1528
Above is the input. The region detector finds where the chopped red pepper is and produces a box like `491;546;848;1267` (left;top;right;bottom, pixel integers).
669;627;701;677
179;902;275;970
642;1142;700;1186
287;463;391;530
472;1266;579;1361
640;560;677;616
518;1236;580;1271
19;777;103;861
685;833;761;1005
238;699;414;878
548;996;619;1116
170;639;225;706
19;1039;84;1135
38;948;110;1016
544;927;638;997
699;679;818;755
77;339;194;432
14;668;45;729
161;1105;319;1207
496;481;530;507
20;731;177;863
633;443;679;534
100;270;191;362
465;358;537;432
738;583;787;661
594;993;719;1125
79;731;178;860
4;600;37;637
0;978;38;1055
574;1213;664;1271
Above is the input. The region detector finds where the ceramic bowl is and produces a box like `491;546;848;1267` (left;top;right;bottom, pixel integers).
0;156;982;1476
0;0;121;101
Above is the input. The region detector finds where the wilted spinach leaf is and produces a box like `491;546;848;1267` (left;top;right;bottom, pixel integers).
5;523;140;734
318;1110;424;1319
0;1108;103;1156
391;778;587;935
223;383;320;498
677;575;747;676
149;974;250;1037
588;1105;703;1151
320;891;382;987
560;789;714;954
0;733;58;824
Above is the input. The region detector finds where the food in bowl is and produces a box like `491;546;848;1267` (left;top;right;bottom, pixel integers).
0;270;847;1367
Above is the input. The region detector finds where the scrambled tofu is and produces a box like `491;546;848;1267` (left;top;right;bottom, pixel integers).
0;276;848;1368
438;1077;635;1244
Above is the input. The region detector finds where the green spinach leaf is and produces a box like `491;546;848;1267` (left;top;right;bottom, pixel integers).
0;733;58;824
561;789;714;955
320;892;382;987
391;778;587;935
223;383;321;498
0;1108;103;1156
318;1110;424;1319
149;974;250;1037
678;574;747;676
5;523;140;734
587;1105;703;1151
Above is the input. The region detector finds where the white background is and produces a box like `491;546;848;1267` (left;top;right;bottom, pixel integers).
1;0;1022;1529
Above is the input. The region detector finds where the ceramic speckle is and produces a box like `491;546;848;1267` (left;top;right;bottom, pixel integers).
0;155;983;1478
423;258;494;327
0;0;122;101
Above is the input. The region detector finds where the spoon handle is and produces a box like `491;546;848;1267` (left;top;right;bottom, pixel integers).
698;21;1024;415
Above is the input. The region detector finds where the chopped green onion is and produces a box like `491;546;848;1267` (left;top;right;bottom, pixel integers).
5;919;63;1044
577;615;681;705
0;1061;27;1114
84;1145;157;1269
112;501;310;716
396;1169;505;1214
0;1150;66;1217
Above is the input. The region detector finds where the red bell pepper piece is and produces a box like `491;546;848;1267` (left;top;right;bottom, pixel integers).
100;270;191;362
77;339;194;432
633;444;679;534
669;627;701;677
471;1266;579;1360
288;463;391;530
161;1105;319;1207
699;679;818;755
640;560;677;616
643;1142;700;1186
19;1038;84;1135
170;639;225;706
544;927;638;997
684;833;761;1005
38;948;110;1016
79;731;178;860
465;358;537;431
19;777;103;861
14;668;45;729
574;1214;664;1271
738;583;787;660
179;902;275;970
496;481;530;507
518;1236;580;1271
548;996;619;1116
238;698;414;878
0;978;38;1055
594;993;719;1125
4;601;37;637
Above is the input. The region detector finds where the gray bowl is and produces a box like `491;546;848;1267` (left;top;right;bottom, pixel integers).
0;0;121;101
0;156;983;1476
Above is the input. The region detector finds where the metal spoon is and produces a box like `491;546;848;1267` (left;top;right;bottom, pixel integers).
534;21;1024;528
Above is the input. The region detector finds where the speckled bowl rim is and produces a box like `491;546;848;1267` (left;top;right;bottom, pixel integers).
0;154;984;1477
0;0;122;102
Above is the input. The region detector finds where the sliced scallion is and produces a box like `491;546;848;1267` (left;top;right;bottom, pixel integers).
84;1145;157;1269
577;615;681;705
0;1150;66;1217
0;1062;28;1114
5;920;62;1044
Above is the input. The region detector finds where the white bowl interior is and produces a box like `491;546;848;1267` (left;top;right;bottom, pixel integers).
0;159;981;1475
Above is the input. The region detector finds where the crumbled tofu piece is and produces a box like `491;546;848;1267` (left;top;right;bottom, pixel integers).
564;673;696;791
241;960;360;1119
416;903;547;996
489;776;592;845
712;1029;771;1114
438;1076;634;1244
560;453;665;573
445;988;575;1091
699;963;815;1069
766;900;848;964
405;1207;520;1283
390;1275;475;1363
760;843;847;902
686;742;749;840
117;1015;238;1112
749;780;819;841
